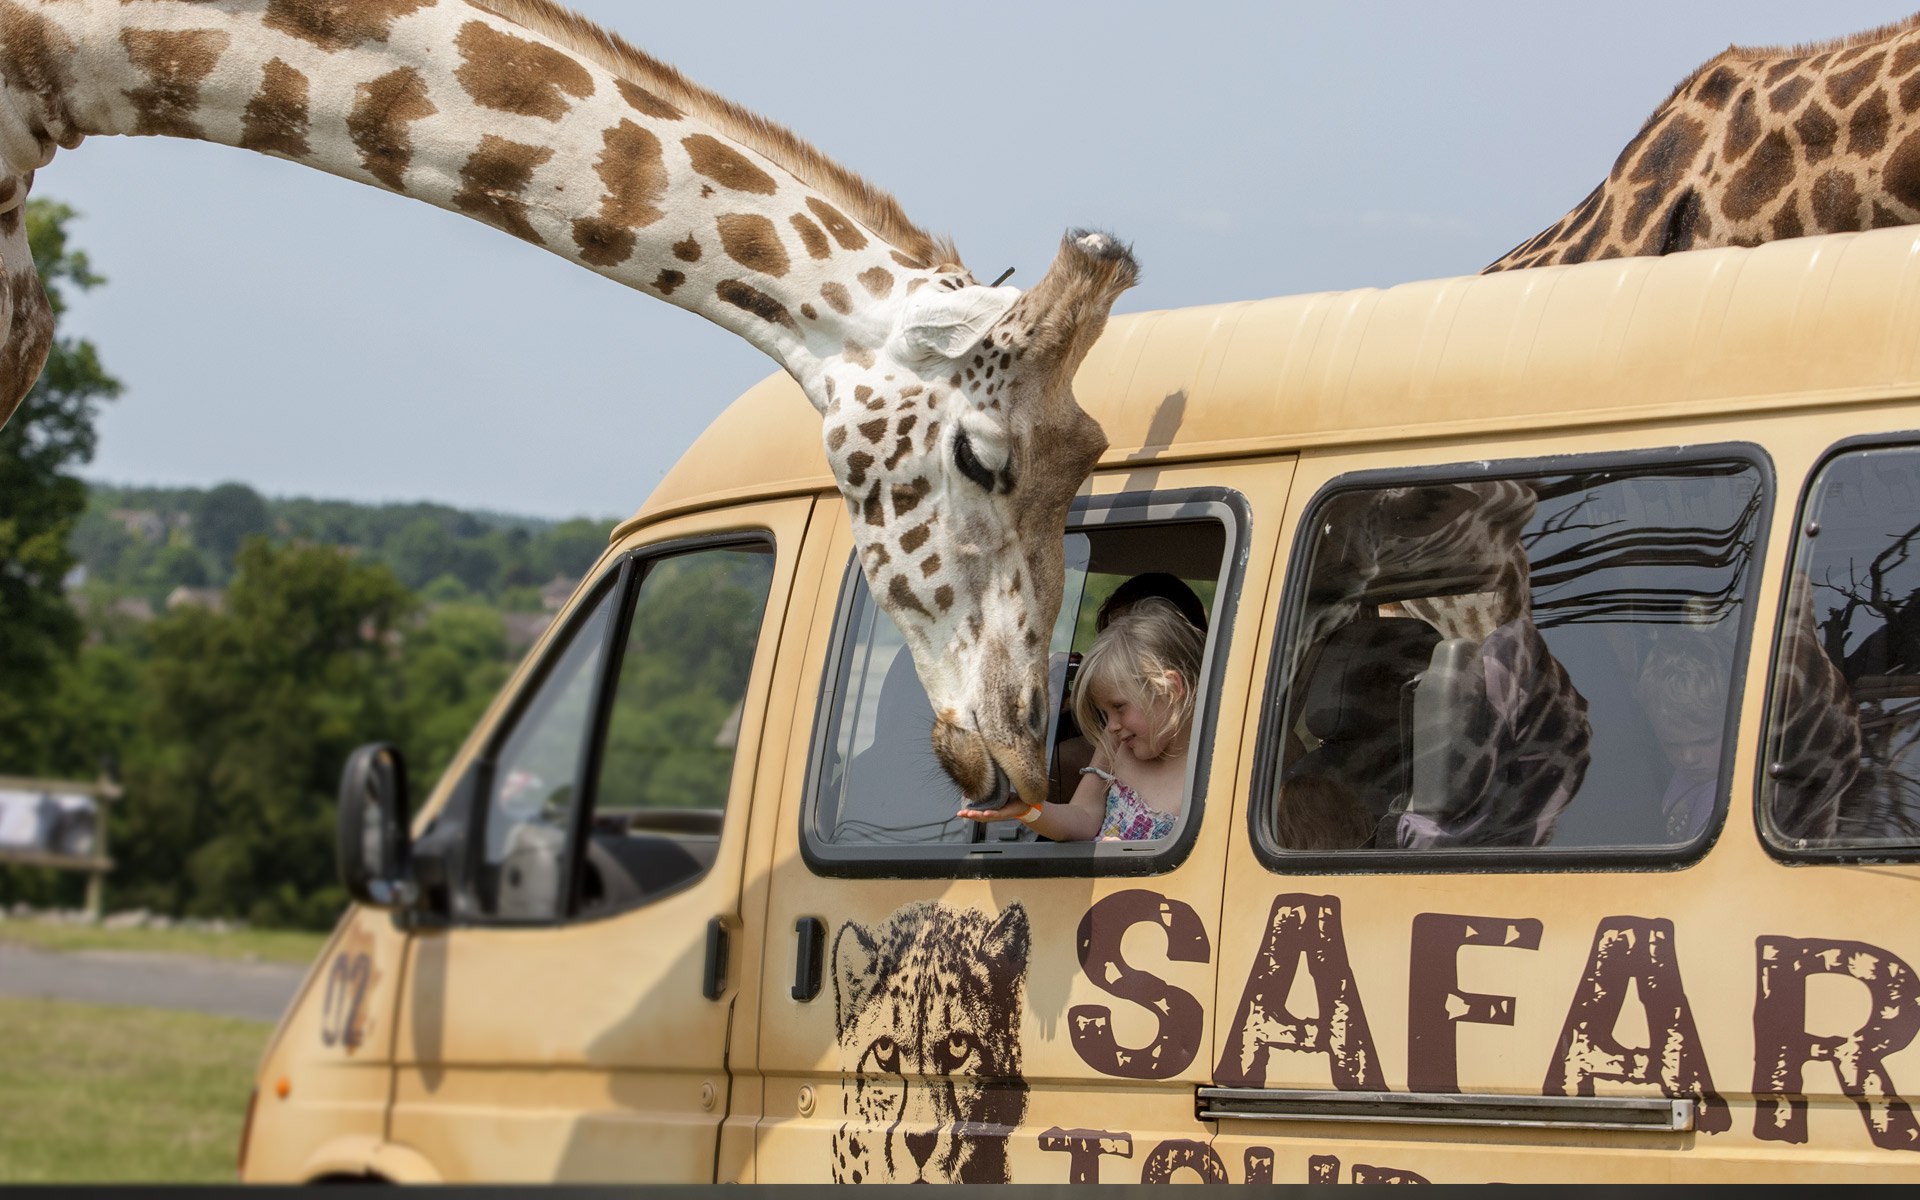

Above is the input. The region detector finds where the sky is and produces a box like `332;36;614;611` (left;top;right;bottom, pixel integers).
39;1;1920;519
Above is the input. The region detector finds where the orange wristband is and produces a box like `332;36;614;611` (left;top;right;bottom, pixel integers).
1017;802;1044;826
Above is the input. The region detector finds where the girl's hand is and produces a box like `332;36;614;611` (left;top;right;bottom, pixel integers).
958;798;1033;823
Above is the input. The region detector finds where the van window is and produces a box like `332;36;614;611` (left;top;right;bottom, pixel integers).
1255;453;1766;867
802;491;1244;876
474;541;775;921
1762;443;1920;856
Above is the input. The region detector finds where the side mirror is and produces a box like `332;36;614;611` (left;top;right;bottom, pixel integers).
337;743;416;909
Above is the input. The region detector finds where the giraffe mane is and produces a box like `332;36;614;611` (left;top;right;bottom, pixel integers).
1628;13;1920;142
467;0;965;273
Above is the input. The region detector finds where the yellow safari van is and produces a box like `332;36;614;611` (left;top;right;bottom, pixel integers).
240;225;1920;1184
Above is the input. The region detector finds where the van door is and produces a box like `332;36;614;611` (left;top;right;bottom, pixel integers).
753;459;1293;1184
1208;434;1868;1185
385;497;814;1182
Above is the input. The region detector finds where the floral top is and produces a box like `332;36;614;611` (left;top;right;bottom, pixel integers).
1082;767;1178;841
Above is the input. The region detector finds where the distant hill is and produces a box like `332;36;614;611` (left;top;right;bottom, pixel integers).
72;482;619;615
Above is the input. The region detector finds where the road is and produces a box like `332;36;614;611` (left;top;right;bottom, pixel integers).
0;941;306;1023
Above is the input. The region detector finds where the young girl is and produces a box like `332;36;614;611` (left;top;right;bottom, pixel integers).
960;597;1204;841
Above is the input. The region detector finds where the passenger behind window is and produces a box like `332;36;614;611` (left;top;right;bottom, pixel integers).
1047;574;1210;803
1634;636;1729;842
964;598;1202;841
1274;774;1375;850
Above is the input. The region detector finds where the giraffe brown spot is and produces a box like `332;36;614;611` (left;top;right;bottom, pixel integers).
889;248;929;270
348;66;435;190
843;340;875;369
862;481;884;527
935;585;954;612
0;3;73;152
1826;51;1887;110
262;0;433;52
1795;101;1840;161
819;281;852;315
1902;71;1920;115
857;266;894;299
614;77;681;120
1874;200;1908;227
1835;44;1872;67
1810;168;1864;232
896;414;917;436
806;197;868;250
1722;89;1762;162
452;134;553;243
1764;57;1806;87
121;27;230;139
672;234;702;262
920;553;942;577
887;575;931;618
884;437;912;471
1724;130;1796;223
858;417;888;443
899;385;923;399
800;303;817;320
571;120;667;265
1560;195;1614;264
717;212;790;277
864;545;890;571
892;477;929;516
1695;64;1741;109
684;134;776;194
1849;89;1892;156
826;425;847;451
240;57;310;158
1771;193;1805;239
1620;113;1706;244
454;20;594;121
653;268;684;294
900;521;932;553
854;385;873;407
1808;53;1834;72
905;277;926;295
845;449;873;487
790;213;831;259
716;279;798;331
1769;74;1811;114
1894;39;1920;77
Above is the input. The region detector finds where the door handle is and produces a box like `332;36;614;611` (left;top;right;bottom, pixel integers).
793;916;825;1001
703;917;729;1000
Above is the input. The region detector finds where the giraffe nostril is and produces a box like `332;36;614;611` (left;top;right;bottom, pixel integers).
1026;685;1047;737
904;1129;938;1169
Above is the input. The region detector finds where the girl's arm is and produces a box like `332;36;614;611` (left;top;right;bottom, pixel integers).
959;755;1110;841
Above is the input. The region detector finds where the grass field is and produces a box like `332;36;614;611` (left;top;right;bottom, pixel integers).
0;995;265;1182
0;919;330;964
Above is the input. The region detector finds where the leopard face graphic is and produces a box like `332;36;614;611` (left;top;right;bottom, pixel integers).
830;900;1029;1184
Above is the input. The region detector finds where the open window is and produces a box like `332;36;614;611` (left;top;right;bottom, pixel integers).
466;538;776;923
1252;449;1769;870
802;489;1245;877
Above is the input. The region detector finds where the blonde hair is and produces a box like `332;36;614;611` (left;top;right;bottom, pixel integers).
1635;638;1730;736
1072;597;1206;765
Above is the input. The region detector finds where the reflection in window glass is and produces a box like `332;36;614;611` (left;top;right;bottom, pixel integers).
583;547;774;913
1270;461;1762;855
481;584;614;920
1764;447;1920;852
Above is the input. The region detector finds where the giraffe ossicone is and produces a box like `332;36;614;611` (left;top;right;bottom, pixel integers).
0;0;1137;807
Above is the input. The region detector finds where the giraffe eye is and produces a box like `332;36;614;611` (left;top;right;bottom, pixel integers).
953;427;997;491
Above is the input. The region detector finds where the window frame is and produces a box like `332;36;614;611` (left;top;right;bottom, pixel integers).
1758;430;1920;865
1248;442;1775;876
460;529;778;927
798;486;1250;879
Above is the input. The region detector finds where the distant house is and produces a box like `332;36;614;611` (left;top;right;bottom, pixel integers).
165;586;225;613
112;596;155;622
540;574;579;613
503;611;552;652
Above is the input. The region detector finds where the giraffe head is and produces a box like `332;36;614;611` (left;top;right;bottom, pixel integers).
813;231;1136;806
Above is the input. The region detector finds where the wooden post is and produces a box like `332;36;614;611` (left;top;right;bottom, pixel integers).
0;773;119;919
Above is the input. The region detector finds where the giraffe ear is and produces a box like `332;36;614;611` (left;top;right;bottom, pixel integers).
891;285;1020;364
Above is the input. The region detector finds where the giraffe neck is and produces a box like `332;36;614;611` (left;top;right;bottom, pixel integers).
1487;15;1920;272
0;0;951;386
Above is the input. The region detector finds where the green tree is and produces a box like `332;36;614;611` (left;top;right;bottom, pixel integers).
0;200;121;771
190;481;268;566
118;540;413;926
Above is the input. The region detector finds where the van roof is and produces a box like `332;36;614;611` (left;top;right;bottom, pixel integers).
622;226;1920;532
